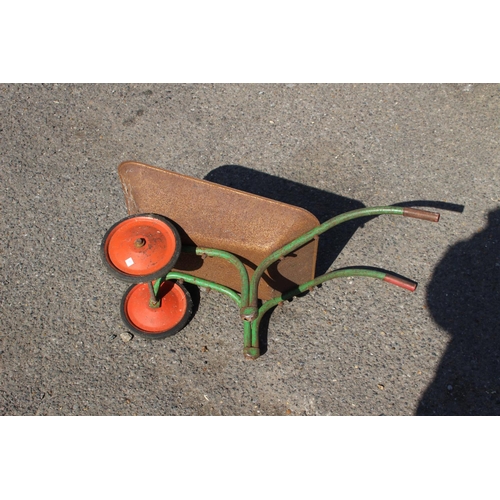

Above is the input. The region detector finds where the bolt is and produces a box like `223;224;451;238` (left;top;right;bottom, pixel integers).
134;238;146;248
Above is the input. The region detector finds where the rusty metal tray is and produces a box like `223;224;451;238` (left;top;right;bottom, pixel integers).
118;161;320;301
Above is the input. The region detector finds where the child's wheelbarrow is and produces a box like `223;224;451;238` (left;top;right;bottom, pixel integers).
101;161;440;359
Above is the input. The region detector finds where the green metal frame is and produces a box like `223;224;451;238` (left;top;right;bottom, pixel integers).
149;206;437;359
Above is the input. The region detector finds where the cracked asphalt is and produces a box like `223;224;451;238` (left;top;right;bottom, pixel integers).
1;83;499;416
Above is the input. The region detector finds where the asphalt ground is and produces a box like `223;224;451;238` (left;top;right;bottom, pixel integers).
1;83;499;417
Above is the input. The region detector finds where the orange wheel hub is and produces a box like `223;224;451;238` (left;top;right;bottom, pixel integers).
102;214;180;280
122;281;189;334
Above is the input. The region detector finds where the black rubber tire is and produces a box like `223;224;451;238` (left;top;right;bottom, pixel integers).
120;281;193;340
101;213;182;283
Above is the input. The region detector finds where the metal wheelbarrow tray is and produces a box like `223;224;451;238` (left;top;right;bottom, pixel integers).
102;161;440;359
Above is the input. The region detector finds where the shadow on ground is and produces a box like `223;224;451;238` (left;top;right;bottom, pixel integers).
417;208;500;415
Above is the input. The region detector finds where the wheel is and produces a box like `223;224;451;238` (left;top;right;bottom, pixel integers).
101;213;181;283
120;280;193;339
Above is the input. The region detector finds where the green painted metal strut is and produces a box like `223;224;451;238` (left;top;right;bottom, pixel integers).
150;246;250;307
166;271;243;307
182;246;250;309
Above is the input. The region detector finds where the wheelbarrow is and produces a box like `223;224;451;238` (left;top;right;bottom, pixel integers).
101;161;440;359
